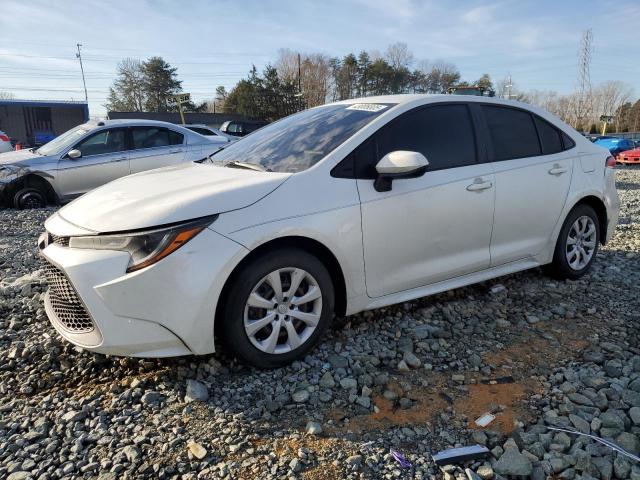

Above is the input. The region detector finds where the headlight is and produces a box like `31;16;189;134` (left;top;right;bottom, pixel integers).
68;216;217;272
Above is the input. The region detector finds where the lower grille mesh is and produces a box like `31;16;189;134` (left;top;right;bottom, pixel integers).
43;262;94;333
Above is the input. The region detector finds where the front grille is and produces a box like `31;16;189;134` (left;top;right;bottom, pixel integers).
50;234;69;247
43;262;94;333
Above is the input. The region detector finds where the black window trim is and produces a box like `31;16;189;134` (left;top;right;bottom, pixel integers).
477;103;577;163
332;101;480;179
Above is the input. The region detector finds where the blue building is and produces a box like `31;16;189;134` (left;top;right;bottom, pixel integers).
0;99;89;146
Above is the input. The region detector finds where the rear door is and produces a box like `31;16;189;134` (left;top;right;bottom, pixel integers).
128;126;185;174
56;128;130;198
479;105;573;266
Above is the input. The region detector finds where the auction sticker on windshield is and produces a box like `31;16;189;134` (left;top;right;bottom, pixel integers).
346;103;388;112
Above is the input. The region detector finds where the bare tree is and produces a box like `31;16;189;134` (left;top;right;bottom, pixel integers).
594;81;633;132
385;42;414;70
106;58;146;112
0;91;15;100
275;49;332;107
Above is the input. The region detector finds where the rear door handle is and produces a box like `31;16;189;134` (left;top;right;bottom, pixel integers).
548;165;568;175
466;180;493;192
113;157;128;162
170;149;182;154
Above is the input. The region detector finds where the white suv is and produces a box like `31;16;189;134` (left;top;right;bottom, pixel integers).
39;95;619;367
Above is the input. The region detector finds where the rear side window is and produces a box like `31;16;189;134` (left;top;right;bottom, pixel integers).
132;127;183;149
189;127;215;136
534;116;563;155
482;106;541;161
375;104;477;173
562;132;576;150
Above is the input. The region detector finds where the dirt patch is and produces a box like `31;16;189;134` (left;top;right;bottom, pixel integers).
326;379;447;434
453;381;540;434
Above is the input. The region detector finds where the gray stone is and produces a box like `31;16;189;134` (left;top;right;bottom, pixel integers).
569;414;590;433
185;379;208;402
614;456;631;479
346;454;363;467
600;410;625;430
494;448;532;477
319;371;335;389
616;431;640;455
328;354;348;369
630;407;640;425
122;445;141;463
141;391;164;405
403;351;421;368
292;390;310;403
340;378;357;390
305;421;322;435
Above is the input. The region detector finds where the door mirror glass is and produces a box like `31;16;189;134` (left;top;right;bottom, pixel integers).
67;149;82;159
374;151;428;192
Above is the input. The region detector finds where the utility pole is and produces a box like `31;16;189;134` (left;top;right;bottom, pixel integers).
576;29;593;130
506;74;513;99
76;43;88;103
297;53;302;93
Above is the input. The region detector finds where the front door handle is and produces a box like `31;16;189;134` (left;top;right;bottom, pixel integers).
548;164;568;175
170;149;182;154
466;180;493;192
113;157;127;162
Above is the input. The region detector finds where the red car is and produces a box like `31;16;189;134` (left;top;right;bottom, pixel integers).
617;147;640;165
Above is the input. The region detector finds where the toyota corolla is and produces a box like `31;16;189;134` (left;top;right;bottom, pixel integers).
39;95;619;367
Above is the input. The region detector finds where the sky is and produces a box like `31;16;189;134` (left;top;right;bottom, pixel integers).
0;0;638;117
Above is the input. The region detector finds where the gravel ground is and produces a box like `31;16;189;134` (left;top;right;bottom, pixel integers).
0;167;639;480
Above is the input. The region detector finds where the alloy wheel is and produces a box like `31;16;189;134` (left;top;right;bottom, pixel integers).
565;215;597;271
243;267;322;354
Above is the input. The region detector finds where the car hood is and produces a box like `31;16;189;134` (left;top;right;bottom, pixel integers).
0;149;42;165
57;162;291;233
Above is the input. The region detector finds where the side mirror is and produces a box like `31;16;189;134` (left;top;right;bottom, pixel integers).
374;150;429;192
67;149;82;159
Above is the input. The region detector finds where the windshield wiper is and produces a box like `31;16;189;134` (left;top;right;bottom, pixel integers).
224;160;271;172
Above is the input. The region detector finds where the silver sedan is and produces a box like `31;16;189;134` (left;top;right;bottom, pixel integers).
0;119;228;208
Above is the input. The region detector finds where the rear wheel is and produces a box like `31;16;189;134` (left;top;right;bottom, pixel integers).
13;187;47;209
545;204;599;280
220;249;334;368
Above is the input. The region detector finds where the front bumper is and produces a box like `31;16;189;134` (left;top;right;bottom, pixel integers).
39;226;248;357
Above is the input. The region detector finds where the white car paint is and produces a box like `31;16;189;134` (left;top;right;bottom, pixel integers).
40;94;620;359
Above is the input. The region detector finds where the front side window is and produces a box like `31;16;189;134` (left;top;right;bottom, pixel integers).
482;106;541;161
210;104;392;173
74;129;126;157
375;104;477;172
132;127;183;149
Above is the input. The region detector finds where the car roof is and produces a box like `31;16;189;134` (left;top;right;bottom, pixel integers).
90;119;188;128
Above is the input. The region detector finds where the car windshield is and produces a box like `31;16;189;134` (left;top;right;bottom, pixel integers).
36;126;90;156
209;103;393;173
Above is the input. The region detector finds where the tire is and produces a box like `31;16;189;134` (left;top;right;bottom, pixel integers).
544;204;600;280
220;249;335;368
13;187;47;209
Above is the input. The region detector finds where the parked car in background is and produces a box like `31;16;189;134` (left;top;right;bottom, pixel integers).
0;119;227;208
185;124;233;141
219;119;268;137
0;130;12;153
593;136;636;158
39;95;618;367
617;147;640;165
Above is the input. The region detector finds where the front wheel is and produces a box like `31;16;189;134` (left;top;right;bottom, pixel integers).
220;249;334;368
545;204;600;280
13;187;47;209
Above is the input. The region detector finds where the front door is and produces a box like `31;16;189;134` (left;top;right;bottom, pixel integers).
357;103;496;298
128;126;185;174
57;128;130;199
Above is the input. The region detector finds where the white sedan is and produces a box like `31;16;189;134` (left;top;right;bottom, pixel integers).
39;95;619;367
